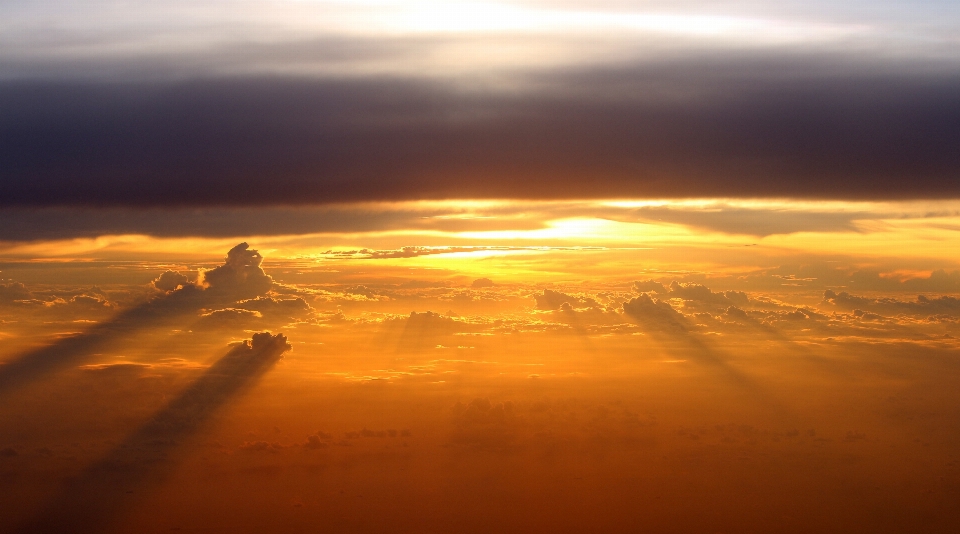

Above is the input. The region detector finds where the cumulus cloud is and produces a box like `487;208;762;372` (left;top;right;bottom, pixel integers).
534;289;599;311
666;281;749;308
471;278;495;288
57;294;113;312
0;243;278;397
633;280;666;294
0;281;32;303
303;430;335;449
200;243;273;300
724;306;750;321
152;270;191;292
549;301;625;327
622;294;687;331
399;311;458;329
823;289;960;317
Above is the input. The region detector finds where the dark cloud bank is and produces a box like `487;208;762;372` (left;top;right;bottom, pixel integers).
2;60;960;206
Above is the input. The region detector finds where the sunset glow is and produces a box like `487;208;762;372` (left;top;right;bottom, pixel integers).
3;2;960;533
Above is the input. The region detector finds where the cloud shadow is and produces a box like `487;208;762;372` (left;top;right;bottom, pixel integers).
0;243;272;398
15;332;291;534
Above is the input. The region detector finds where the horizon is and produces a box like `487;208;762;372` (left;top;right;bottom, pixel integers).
2;2;960;533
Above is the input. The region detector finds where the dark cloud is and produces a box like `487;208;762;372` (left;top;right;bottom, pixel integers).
1;65;959;207
0;281;32;303
724;306;750;321
303;431;332;450
823;289;960;317
471;278;495;288
152;270;190;292
200;243;273;300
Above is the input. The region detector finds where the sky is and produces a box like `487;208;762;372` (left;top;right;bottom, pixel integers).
2;2;960;533
2;0;960;204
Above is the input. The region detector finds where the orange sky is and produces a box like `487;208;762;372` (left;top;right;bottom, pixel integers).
2;199;960;532
3;1;960;532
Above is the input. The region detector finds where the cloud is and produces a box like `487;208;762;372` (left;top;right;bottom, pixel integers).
471;278;495;288
724;306;750;321
822;289;960;318
78;362;153;374
450;398;519;449
303;431;334;450
665;282;749;309
622;294;687;331
152;270;191;292
633;280;666;294
322;246;534;260
0;243;275;397
621;205;863;236
399;311;461;333
534;289;599;311
549;301;625;327
238;440;286;453
0;281;32;302
199;243;273;301
234;296;313;321
57;294;114;312
2;67;959;207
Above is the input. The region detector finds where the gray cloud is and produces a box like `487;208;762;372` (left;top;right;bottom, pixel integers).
152;270;191;292
0;281;32;302
666;282;749;309
1;63;959;208
823;289;960;318
200;243;273;301
618;206;864;236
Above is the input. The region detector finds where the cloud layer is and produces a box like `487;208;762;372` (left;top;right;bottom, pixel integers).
2;69;958;206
